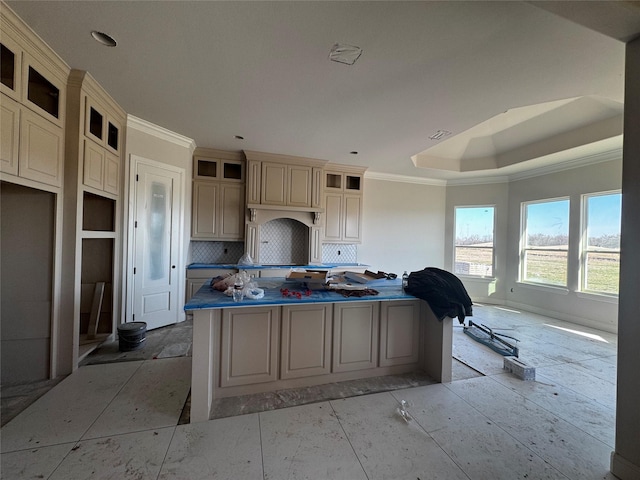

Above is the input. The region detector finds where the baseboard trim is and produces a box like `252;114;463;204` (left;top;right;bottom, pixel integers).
611;451;640;480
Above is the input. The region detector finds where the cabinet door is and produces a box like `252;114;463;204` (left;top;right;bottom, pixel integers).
281;304;332;379
332;302;379;373
83;139;105;190
19;108;63;187
379;301;420;367
343;194;362;242
103;152;120;195
192;181;218;238
287;164;312;207
324;193;343;242
220;306;279;387
0;94;20;175
218;183;244;240
186;279;209;301
261;162;287;205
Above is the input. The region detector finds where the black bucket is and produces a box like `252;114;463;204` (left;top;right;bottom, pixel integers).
117;322;147;352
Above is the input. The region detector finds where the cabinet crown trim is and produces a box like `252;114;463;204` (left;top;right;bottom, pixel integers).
244;150;328;167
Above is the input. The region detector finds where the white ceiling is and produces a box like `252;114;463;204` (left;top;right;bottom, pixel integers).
7;1;640;182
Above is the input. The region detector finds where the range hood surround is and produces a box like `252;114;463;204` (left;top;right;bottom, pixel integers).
243;150;329;266
245;204;324;265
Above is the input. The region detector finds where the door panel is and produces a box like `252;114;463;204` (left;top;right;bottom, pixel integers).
133;162;181;330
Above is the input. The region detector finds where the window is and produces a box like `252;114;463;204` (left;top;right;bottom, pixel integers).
454;206;494;277
521;198;569;286
581;192;621;295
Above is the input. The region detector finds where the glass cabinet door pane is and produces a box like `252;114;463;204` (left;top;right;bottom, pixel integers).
27;67;59;118
1;43;15;90
107;121;119;150
197;159;217;178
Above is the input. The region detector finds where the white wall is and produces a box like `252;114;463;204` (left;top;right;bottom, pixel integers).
445;181;509;303
505;158;622;333
358;177;446;276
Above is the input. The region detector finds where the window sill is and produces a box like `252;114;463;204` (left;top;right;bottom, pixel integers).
458;275;496;282
576;291;619;304
516;281;569;295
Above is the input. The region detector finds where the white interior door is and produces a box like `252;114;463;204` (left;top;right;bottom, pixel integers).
132;162;181;330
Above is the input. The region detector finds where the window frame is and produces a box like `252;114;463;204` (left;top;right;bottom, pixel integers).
580;190;621;296
520;197;570;288
453;205;496;278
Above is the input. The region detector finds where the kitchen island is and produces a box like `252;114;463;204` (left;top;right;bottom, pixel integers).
185;277;453;422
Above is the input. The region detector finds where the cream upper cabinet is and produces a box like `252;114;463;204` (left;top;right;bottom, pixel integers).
191;148;245;241
192;180;245;240
67;70;126;199
244;150;327;210
0;94;20;175
323;166;366;244
0;17;69;189
260;162;313;207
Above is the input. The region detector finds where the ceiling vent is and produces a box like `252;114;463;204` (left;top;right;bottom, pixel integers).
329;43;362;65
429;130;452;140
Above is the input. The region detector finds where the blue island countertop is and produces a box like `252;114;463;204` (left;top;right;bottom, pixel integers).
187;263;370;270
185;277;415;310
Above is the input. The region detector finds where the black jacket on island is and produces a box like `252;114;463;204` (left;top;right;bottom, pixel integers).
405;267;473;323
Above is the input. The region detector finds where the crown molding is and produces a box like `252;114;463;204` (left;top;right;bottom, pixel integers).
446;175;510;186
127;115;196;151
364;171;447;186
508;146;623;182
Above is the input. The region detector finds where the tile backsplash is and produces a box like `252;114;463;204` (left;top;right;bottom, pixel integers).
191;241;245;264
190;220;358;265
322;244;357;263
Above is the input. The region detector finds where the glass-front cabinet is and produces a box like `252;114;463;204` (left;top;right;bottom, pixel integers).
191;148;245;241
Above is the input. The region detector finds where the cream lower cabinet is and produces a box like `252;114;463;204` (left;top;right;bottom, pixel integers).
332;301;380;372
281;304;332;379
220;306;280;387
186;268;235;301
379;300;420;367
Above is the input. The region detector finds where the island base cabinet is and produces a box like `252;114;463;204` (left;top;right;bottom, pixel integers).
281;304;332;379
220;306;279;387
332;302;379;373
379;300;420;366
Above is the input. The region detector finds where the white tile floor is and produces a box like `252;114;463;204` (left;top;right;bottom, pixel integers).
1;305;618;480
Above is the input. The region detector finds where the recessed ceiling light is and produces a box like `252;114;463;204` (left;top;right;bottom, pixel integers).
429;130;452;140
91;31;117;47
329;43;362;65
234;135;244;140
